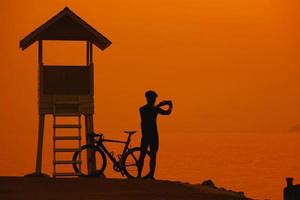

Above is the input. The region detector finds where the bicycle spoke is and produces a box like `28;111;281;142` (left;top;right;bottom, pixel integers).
125;163;137;167
130;152;139;162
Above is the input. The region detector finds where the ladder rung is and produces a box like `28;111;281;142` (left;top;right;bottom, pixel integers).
52;112;82;177
54;113;81;117
53;124;81;128
54;101;80;105
53;160;81;165
53;136;81;140
53;172;80;177
54;148;80;152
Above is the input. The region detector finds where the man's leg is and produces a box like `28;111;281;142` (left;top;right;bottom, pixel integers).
148;138;158;179
148;150;157;178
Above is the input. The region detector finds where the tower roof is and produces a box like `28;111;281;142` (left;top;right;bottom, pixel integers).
20;7;112;50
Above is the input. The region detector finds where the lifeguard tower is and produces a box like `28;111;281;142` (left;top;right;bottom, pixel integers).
20;7;111;177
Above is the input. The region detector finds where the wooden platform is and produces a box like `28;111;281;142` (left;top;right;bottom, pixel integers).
39;95;94;114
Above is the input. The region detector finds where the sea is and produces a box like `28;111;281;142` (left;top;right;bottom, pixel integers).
2;131;299;200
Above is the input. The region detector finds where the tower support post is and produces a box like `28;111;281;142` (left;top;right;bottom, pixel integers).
85;114;97;175
35;114;45;175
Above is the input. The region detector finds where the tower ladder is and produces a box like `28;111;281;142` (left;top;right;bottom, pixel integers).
52;101;82;178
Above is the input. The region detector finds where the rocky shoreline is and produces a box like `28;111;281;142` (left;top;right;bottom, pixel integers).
0;176;250;200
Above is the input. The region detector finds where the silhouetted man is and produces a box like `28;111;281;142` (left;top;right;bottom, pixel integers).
137;90;173;179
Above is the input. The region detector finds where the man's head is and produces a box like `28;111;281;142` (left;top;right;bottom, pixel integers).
145;90;158;106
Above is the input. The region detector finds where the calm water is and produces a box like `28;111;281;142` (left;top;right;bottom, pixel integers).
1;132;299;200
157;132;300;200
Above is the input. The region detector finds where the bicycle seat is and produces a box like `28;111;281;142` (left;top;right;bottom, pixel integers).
124;130;136;135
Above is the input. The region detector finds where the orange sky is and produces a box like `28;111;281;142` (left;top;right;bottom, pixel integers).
1;0;300;135
1;1;300;199
1;0;300;176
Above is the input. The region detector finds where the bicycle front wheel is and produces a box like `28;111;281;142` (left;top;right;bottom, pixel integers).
122;147;151;178
72;145;107;176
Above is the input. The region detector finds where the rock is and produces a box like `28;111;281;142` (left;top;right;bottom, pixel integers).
201;179;217;189
237;192;245;196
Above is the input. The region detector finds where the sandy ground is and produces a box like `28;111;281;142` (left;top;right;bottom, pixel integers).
0;176;250;200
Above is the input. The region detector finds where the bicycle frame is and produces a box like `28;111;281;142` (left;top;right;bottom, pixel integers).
95;133;133;165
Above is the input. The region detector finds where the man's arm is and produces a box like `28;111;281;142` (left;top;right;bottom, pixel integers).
156;101;173;115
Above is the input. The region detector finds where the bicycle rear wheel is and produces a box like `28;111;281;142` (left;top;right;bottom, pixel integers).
72;145;107;176
122;147;151;178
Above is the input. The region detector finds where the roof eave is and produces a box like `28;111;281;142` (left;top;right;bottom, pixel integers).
19;7;112;51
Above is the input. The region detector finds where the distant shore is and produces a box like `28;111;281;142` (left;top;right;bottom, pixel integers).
0;176;250;200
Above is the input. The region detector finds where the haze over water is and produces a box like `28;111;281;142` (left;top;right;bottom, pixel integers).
1;130;299;200
96;131;300;200
158;131;300;200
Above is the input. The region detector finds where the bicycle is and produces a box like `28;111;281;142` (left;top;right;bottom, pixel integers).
72;131;151;178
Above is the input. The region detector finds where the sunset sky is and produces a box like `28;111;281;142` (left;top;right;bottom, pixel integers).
0;1;300;198
1;0;300;134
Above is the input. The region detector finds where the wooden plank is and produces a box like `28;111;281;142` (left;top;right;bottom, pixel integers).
39;109;93;115
54;105;79;114
54;148;80;152
39;94;94;115
53;136;81;140
54;101;80;105
53;160;81;164
43;65;86;67
40;94;93;102
53;124;81;128
54;113;81;117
